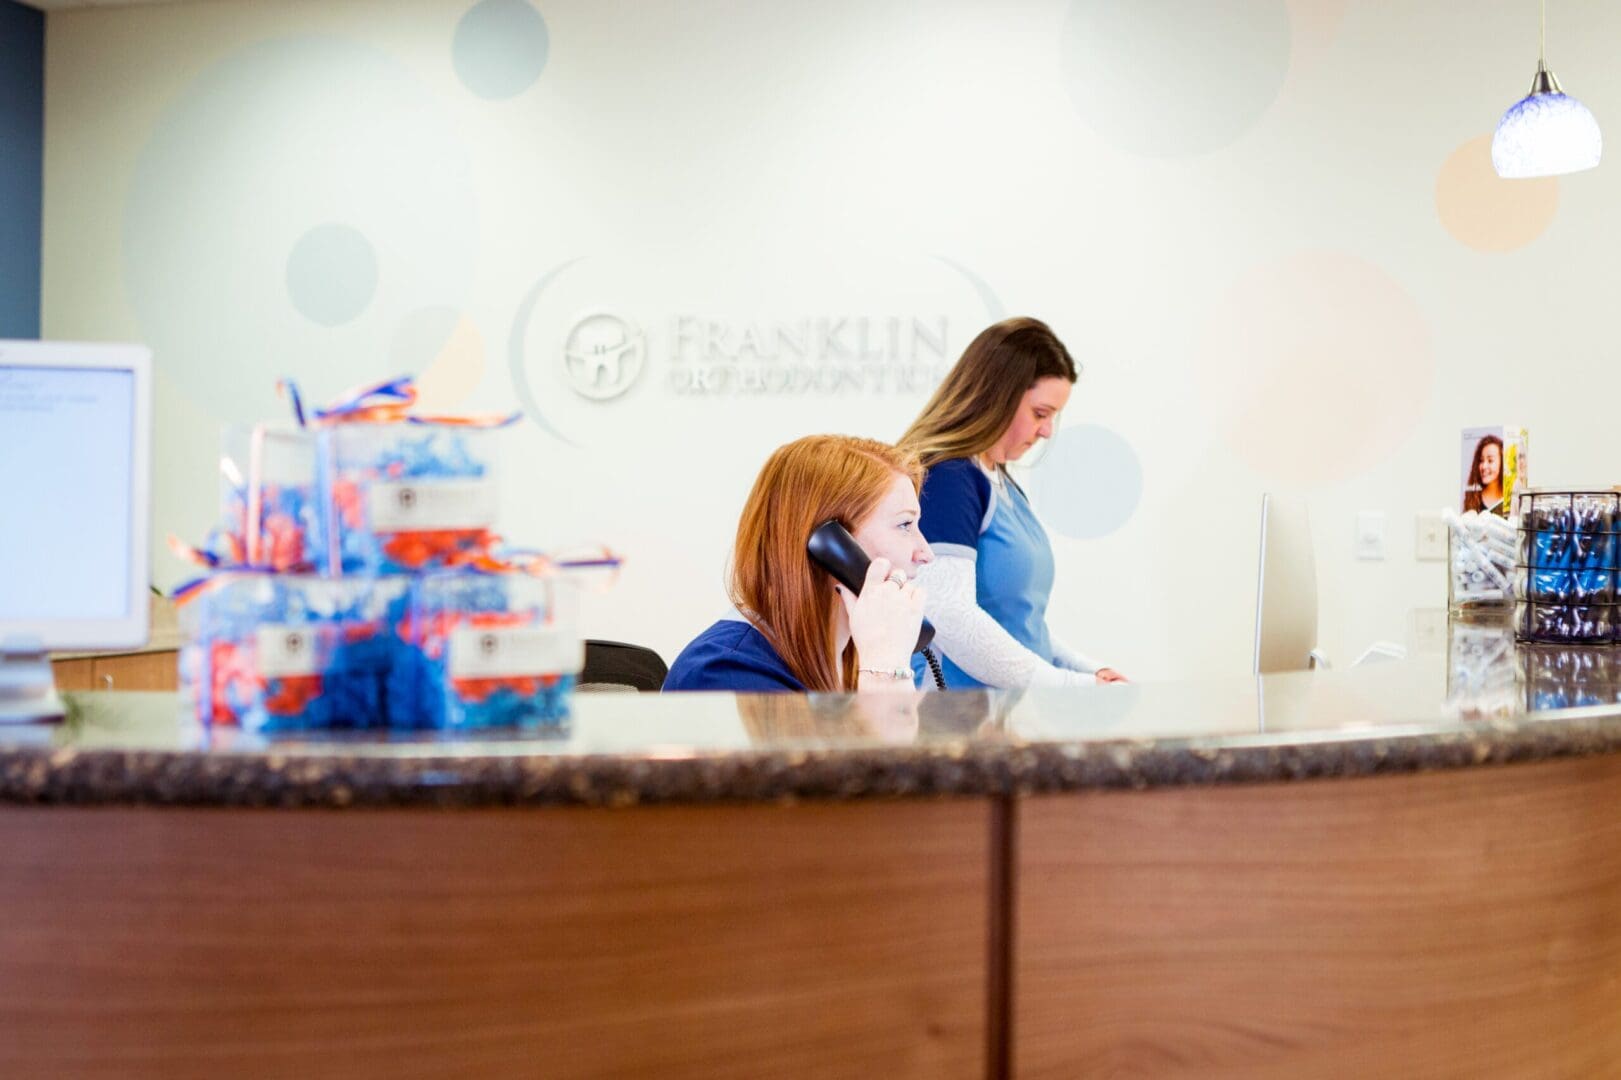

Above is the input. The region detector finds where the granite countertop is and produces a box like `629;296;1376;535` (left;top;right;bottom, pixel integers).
7;627;1621;808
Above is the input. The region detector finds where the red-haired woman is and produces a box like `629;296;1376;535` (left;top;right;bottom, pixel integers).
663;435;933;693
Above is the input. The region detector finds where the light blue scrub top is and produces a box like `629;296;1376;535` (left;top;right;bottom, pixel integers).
914;461;1057;690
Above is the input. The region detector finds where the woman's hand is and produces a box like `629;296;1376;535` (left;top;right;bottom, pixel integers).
836;557;926;687
853;690;923;742
1095;668;1128;683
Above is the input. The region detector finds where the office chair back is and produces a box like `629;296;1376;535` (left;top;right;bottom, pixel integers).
578;640;669;693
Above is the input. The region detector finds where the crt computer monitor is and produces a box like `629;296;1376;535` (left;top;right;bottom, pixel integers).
0;341;153;656
1252;493;1321;675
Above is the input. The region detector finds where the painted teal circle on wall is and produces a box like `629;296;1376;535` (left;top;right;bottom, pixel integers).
123;36;478;418
1032;423;1143;540
1061;0;1291;157
453;0;549;100
285;224;378;326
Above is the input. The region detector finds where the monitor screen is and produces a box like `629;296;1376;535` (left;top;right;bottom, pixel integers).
0;342;152;651
1252;493;1319;675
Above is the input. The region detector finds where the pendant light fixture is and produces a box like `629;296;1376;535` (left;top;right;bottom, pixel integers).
1492;0;1602;178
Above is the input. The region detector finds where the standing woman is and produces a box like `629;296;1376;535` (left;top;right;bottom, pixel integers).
662;435;933;693
896;317;1125;689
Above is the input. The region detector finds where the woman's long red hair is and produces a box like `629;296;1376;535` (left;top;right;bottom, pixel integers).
730;435;924;692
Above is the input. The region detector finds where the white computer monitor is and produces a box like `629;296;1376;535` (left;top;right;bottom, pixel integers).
1252;493;1322;675
0;341;153;652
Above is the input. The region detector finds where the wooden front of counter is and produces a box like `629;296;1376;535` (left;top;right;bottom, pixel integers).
0;800;991;1079
5;731;1621;1077
1015;754;1621;1078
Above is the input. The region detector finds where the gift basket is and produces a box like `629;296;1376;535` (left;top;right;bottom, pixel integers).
175;377;617;733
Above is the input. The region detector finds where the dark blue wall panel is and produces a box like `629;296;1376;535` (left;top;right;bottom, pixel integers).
0;0;42;339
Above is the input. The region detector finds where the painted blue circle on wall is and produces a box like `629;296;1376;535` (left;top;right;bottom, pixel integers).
453;0;550;100
285;224;379;327
1032;423;1144;540
1061;0;1291;157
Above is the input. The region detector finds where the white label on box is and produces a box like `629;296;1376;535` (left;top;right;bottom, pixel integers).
448;627;583;679
367;479;497;532
255;625;322;677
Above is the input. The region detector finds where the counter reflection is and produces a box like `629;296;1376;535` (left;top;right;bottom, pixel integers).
1447;613;1621;719
734;690;1008;746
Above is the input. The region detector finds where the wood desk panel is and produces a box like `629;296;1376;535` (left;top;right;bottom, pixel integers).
51;652;178;693
91;651;178;692
1017;756;1621;1078
50;657;95;691
0;800;990;1079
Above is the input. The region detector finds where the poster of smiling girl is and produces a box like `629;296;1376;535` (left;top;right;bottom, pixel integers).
1461;426;1528;517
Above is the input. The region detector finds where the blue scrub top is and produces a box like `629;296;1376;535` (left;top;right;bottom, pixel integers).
914;457;1057;689
663;616;807;692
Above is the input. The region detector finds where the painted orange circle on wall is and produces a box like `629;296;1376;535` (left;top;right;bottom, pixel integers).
1436;134;1559;253
1197;251;1433;487
390;307;485;412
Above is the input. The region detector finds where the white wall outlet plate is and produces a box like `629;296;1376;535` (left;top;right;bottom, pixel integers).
1411;607;1447;654
1355;511;1386;560
1415;512;1447;561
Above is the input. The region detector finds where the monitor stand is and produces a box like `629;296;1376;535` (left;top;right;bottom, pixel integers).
0;637;66;724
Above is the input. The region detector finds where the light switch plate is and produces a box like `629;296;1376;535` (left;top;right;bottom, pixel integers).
1356;511;1386;560
1415;512;1448;561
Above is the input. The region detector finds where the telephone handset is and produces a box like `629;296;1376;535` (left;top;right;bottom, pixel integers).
806;521;946;696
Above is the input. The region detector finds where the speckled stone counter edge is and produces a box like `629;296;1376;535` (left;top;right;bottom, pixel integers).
4;718;1621;808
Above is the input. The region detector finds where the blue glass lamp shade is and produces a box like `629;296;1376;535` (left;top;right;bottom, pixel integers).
1493;82;1602;178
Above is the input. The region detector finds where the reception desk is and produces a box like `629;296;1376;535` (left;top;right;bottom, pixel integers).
3;639;1620;1078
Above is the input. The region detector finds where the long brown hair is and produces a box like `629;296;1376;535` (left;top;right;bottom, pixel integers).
896;316;1078;468
730;435;924;692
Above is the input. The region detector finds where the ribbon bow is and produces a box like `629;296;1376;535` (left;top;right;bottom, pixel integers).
281;376;520;429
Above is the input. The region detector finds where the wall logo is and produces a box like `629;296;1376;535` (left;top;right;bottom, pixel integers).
508;256;1005;440
665;315;950;396
561;312;645;400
